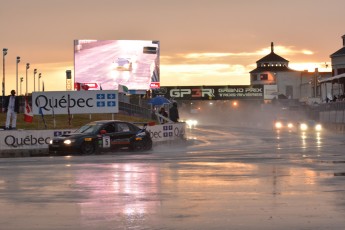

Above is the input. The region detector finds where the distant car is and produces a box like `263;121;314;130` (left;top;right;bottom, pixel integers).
298;120;322;132
273;117;295;131
113;57;132;71
49;120;152;155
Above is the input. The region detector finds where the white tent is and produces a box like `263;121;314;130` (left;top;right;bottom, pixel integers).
319;73;345;83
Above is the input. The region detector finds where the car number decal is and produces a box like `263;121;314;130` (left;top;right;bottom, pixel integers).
102;136;111;148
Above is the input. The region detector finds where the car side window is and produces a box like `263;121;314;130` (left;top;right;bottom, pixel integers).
103;123;115;133
117;123;130;132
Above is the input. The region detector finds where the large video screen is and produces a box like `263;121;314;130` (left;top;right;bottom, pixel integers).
74;40;160;91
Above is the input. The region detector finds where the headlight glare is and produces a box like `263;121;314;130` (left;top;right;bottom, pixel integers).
300;123;308;131
186;119;198;128
64;139;74;145
315;124;322;131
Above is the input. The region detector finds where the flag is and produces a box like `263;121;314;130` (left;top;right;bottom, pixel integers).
42;81;45;92
118;84;128;93
24;96;33;123
39;106;47;129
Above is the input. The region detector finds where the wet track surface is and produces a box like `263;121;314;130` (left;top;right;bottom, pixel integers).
1;125;345;229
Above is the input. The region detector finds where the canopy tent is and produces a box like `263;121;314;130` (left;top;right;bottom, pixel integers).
319;73;345;83
148;96;171;106
319;73;345;101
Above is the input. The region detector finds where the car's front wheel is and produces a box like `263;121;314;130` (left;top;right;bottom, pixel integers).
80;142;95;155
130;139;152;151
144;139;152;151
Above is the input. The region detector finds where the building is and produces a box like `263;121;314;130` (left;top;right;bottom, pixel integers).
330;34;345;76
250;42;331;103
321;34;345;98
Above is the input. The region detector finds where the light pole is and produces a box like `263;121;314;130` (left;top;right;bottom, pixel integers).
33;69;37;92
20;77;23;95
38;73;41;91
16;56;20;95
2;48;8;113
25;63;30;95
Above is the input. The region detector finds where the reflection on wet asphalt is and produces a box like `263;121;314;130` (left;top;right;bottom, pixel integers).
1;126;345;229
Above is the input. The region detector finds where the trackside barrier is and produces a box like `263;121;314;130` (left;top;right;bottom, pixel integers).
0;123;186;157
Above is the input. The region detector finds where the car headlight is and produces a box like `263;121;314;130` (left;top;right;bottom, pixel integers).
136;131;146;137
287;123;294;128
300;123;308;131
49;139;53;144
275;122;282;129
63;139;75;145
186;119;198;127
315;124;322;131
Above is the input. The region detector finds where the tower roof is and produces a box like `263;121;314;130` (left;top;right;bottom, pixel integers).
256;42;289;63
330;34;345;58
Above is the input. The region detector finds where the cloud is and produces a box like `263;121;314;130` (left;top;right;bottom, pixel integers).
182;45;314;59
159;45;323;86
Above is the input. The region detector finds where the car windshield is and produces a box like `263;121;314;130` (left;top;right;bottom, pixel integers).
74;124;102;134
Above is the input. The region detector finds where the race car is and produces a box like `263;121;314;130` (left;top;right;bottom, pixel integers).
273;117;295;131
298;120;322;132
49;120;152;155
113;57;133;71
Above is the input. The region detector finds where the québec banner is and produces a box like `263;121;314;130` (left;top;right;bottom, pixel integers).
32;91;119;115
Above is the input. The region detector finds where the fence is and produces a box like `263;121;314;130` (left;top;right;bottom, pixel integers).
307;101;345;133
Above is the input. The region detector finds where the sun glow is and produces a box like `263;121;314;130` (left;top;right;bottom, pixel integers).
289;62;331;72
160;64;250;86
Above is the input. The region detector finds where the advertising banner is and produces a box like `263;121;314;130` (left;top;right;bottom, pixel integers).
154;85;264;100
32;90;119;115
0;123;186;151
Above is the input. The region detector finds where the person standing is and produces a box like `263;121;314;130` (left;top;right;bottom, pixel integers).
169;102;179;122
158;107;168;124
4;90;20;130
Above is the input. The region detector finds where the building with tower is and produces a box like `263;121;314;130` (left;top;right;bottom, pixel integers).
250;42;331;103
330;34;345;76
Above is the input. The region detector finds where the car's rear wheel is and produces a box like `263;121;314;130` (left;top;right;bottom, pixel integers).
80;142;95;155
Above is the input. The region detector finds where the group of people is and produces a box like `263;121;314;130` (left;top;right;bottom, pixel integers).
158;102;179;124
3;89;19;130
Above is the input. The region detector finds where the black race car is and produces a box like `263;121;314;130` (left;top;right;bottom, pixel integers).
49;120;152;155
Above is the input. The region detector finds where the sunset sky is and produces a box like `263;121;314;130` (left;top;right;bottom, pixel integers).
1;0;345;94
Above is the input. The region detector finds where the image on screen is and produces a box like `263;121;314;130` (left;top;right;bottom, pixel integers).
74;40;160;91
